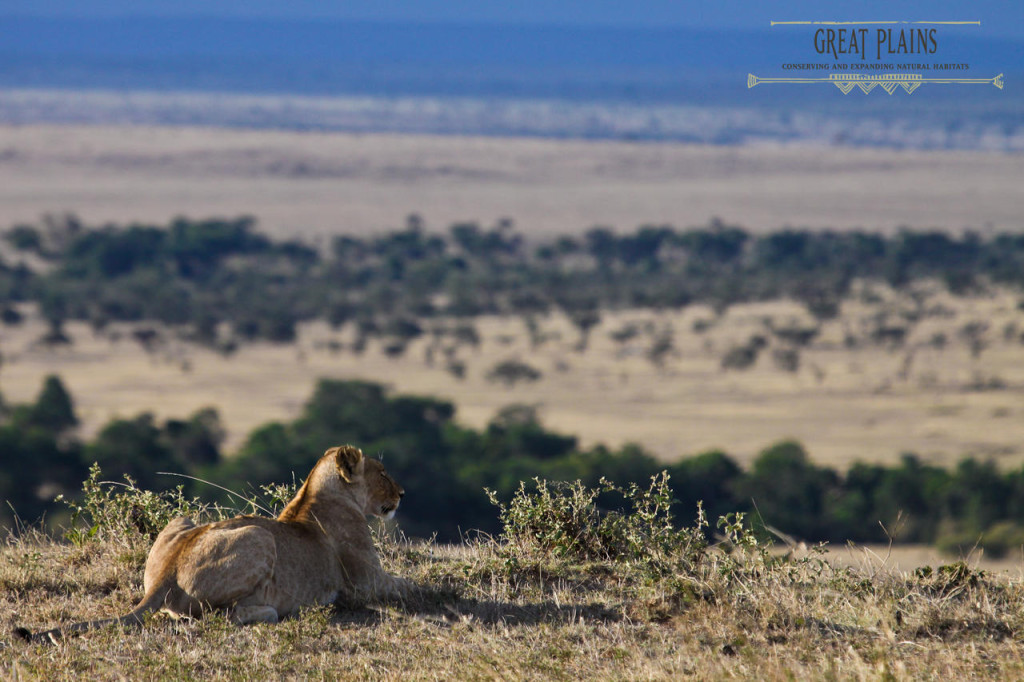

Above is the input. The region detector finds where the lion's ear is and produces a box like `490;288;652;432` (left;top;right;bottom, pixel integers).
330;445;364;483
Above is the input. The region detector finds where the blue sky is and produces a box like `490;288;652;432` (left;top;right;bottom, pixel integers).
1;0;1020;37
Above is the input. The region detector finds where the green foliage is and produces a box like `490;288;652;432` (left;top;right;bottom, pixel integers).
715;511;776;578
216;379;674;542
57;460;293;548
59;463;225;546
5;224;43;252
85;409;224;492
912;561;985;595
487;473;707;576
0;377;229;531
43;212;982;541
224;379;469;539
13;373;1024;557
0;378;86;529
483;404;578;461
739;441;840;540
15;214;1024;347
666;449;742;526
935;520;1024;560
64;225;166;278
29;374;78;432
163;407;225;469
485;359;542;386
720;343;759;371
1;305;24;325
257;480;302;517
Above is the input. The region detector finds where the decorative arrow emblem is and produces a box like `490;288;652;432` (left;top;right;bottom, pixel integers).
748;73;1003;94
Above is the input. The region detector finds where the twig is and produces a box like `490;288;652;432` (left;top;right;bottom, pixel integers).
155;472;274;517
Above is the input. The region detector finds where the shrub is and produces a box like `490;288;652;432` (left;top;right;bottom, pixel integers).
772;347;800;373
384;316;424;339
646;332;676;368
609;322;641;344
445;359;467;380
936;521;1024;560
767;323;819;347
487;474;707;576
452;322;481;347
59;464;221;546
5;224;43;252
59;463;296;547
721;344;759;371
486;359;542;387
1;306;23;325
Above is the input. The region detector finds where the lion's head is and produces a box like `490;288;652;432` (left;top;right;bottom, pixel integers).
362;458;404;519
330;445;405;519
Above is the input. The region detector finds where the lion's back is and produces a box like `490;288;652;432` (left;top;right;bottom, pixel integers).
176;523;278;608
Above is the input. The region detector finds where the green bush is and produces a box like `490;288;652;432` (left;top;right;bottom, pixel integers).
487;473;707;576
720;344;759;371
60;463;222;546
5;224;43;252
59;463;298;547
936;520;1024;560
16;371;1024;556
486;359;542;387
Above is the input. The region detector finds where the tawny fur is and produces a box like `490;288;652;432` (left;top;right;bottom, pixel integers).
15;445;410;644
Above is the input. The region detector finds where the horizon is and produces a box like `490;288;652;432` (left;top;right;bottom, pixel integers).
0;4;1019;151
0;0;1020;38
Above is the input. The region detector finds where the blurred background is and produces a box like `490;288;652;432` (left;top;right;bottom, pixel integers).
1;1;1024;562
0;1;1019;144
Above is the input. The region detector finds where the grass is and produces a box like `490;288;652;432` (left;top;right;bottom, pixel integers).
4;284;1024;474
2;123;1018;241
4;475;1024;679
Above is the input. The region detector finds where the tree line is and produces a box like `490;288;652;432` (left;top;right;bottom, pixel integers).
5;375;1024;556
4;214;1024;347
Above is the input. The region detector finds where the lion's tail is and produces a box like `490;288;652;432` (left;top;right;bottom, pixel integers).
13;589;166;645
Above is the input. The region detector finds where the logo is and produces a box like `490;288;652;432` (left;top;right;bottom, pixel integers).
748;21;1004;95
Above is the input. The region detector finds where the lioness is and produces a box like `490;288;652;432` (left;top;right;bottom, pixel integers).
16;445;410;644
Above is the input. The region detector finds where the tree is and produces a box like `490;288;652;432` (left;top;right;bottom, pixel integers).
570;309;601;352
228;422;307;489
585;227;617;268
484;404;577;461
738;440;839;540
486;359;542;387
164;407;224;469
720;344;759;371
85;414;178;490
668;449;743;525
0;376;86;526
0;422;81;525
30;375;78;433
5;224;43;253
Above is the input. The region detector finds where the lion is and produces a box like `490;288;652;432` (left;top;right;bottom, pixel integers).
15;445;411;644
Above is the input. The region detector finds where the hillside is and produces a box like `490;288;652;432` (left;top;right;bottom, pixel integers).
4;476;1023;679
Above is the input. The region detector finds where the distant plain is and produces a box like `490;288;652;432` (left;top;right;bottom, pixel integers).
4;290;1024;472
0;123;1022;239
1;122;1024;471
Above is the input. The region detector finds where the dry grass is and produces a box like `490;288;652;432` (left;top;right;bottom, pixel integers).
3;282;1024;470
4;519;1024;680
0;123;1021;240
